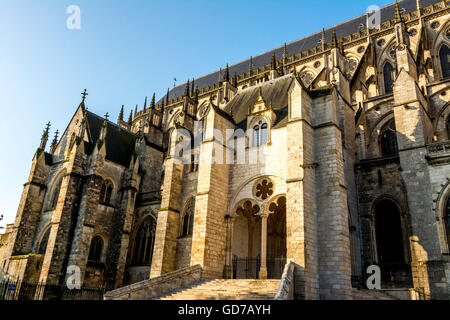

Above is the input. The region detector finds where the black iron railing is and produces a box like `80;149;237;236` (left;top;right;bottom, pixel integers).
0;279;105;301
232;257;286;280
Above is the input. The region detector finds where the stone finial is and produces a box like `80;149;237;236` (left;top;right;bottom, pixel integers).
166;88;170;105
128;109;133;125
50;129;59;154
249;56;253;73
150;93;156;109
332;29;338;48
118;105;124;122
40;121;51;150
224;64;230;82
271;52;276;70
191;78;195;97
134;105;138;116
395;0;403;23
143;96;148;111
233;72;238;87
184;79;190;97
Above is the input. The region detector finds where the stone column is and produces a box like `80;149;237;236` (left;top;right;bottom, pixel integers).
259;213;269;279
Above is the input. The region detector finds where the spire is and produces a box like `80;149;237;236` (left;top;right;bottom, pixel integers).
184;79;190;97
395;0;403;23
224;64;230;82
134;105;137;116
249;56;253;73
332;29;338;48
166;88;170;105
39;122;51;150
283;43;287;63
271;52;276;70
118;105;124;122
219;68;223;83
195;85;199;101
50;130;59;154
128;110;133;125
143;96;148;111
233;72;238;87
150;93;156;109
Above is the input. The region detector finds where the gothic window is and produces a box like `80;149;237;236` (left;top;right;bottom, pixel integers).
300;72;314;87
255;179;274;201
49;176;63;210
99;180;113;205
445;197;450;250
133;216;156;265
440;44;450;79
38;228;51;254
380;119;398;157
253;125;260;147
383;62;395;94
88;236;103;262
181;198;195;237
253;121;268;147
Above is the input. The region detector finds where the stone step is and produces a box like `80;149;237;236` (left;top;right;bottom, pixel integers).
159;279;280;300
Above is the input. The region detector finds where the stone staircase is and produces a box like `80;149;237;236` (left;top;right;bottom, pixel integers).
158;279;281;300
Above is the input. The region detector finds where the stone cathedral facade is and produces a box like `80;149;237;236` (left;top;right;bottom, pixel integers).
1;0;450;300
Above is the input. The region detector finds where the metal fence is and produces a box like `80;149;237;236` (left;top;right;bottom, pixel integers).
232;257;286;280
0;279;105;301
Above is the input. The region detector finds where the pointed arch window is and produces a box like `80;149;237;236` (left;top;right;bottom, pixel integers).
38;228;51;254
88;236;104;262
99;180;113;205
383;62;395;94
49;176;63;210
133;216;156;265
181;198;195;237
440;44;450;79
380;119;398;157
445;197;450;250
253;121;268;147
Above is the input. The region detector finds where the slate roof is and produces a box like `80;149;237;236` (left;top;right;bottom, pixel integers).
159;0;440;103
86;111;136;167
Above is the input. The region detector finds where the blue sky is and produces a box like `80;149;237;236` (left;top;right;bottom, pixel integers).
0;0;393;227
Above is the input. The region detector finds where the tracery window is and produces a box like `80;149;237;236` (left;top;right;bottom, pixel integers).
181;198;195;237
380;119;398;157
38;228;51;254
88;236;104;262
440;44;450;79
99;180;113;205
445;197;450;250
49;176;63;210
383;61;395;94
133;216;156;265
253;121;268;147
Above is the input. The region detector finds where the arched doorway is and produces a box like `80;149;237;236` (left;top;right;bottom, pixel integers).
373;199;412;288
231;200;261;279
267;196;287;279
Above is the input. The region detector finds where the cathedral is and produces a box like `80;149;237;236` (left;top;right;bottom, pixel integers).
1;0;450;300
